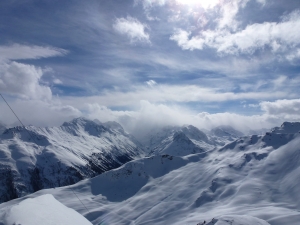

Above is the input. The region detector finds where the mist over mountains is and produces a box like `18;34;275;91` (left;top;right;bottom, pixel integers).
0;118;300;225
0;117;246;203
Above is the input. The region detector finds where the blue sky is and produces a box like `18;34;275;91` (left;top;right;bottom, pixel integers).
0;0;300;132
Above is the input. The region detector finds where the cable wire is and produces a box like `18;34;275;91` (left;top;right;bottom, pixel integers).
0;93;26;128
0;93;36;141
0;93;93;222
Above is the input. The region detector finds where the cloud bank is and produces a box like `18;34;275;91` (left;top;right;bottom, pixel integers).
0;62;52;100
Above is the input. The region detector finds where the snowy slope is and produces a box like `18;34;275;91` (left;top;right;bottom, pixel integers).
153;132;206;156
146;125;218;156
0;117;144;203
1;123;300;225
210;125;244;144
271;121;300;134
0;194;92;225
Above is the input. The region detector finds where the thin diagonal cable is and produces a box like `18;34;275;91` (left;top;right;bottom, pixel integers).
0;93;93;222
71;188;91;214
0;93;35;141
0;93;26;128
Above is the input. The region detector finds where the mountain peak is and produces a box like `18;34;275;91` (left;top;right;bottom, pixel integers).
271;121;300;134
61;117;109;137
210;125;244;138
62;117;92;126
181;125;209;142
173;131;191;143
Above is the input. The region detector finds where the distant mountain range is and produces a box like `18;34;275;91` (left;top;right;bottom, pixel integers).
0;118;247;204
1;119;300;225
0;117;144;203
140;124;244;156
1;121;300;225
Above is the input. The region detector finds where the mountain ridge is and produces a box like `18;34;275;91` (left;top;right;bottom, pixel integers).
1;125;299;224
0;117;144;203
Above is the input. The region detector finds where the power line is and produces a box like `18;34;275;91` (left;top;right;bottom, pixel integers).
0;93;36;141
0;93;93;222
0;93;26;128
71;189;91;214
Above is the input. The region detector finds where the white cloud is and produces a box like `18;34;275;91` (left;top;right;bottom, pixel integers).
1;97;299;137
0;44;67;61
170;29;205;51
272;75;287;88
171;10;300;55
260;99;300;117
286;48;300;62
217;0;241;30
0;62;52;100
113;16;150;43
0;98;81;127
60;84;288;109
83;99;300;136
134;0;167;9
79;100;282;136
146;80;157;87
53;78;63;84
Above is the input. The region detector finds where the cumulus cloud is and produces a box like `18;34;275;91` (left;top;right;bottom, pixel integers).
84;103;128;122
170;29;205;50
260;99;300;116
113;16;150;43
0;44;67;61
0;62;52;100
77;100;283;136
2;97;299;138
83;99;300;137
171;10;300;55
217;0;241;30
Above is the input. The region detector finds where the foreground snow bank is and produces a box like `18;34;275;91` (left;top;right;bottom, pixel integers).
0;194;92;225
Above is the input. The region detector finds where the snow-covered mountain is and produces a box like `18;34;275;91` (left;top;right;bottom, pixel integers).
143;125;219;156
0;117;144;203
144;125;243;156
271;121;300;134
210;125;244;143
1;122;299;225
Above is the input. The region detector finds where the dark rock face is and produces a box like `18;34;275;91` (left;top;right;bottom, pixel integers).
0;168;18;202
0;151;136;203
0;118;144;203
